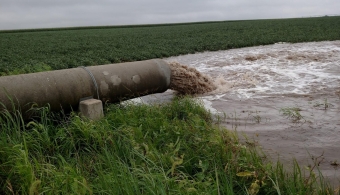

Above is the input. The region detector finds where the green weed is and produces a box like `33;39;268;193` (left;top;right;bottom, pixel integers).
313;98;332;110
279;107;305;123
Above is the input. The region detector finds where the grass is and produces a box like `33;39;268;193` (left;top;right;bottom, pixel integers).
313;98;332;110
1;16;340;75
0;97;336;194
279;107;305;123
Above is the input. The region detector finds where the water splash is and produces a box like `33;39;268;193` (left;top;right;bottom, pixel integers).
169;62;216;95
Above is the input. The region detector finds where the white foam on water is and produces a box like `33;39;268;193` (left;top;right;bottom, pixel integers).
120;97;145;105
195;98;223;115
166;41;340;99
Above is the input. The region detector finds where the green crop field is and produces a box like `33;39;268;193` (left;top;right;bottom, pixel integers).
1;16;340;75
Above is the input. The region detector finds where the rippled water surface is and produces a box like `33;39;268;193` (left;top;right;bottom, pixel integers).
167;41;340;98
137;41;340;185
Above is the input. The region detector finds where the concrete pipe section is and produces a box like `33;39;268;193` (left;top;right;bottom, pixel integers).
0;59;171;117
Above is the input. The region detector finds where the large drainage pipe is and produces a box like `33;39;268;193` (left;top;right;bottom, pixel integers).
0;59;171;117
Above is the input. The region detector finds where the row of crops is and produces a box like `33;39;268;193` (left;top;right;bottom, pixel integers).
1;16;339;75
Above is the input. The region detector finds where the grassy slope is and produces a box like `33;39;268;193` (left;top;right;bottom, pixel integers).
0;16;340;75
0;98;334;194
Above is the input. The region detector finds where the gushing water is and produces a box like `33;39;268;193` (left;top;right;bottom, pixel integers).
131;41;340;185
164;41;340;186
169;62;216;95
166;41;340;99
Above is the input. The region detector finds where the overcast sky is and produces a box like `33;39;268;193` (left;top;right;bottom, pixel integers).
1;0;339;30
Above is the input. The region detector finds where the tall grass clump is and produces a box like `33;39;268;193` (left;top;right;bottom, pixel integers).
0;97;336;194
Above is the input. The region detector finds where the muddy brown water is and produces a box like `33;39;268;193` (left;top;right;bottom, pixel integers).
127;41;340;187
169;62;216;94
214;93;340;187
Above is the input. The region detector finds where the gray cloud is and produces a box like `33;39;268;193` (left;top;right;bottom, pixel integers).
0;0;339;30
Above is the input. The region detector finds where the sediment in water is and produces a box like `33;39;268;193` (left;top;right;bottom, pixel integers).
169;62;217;95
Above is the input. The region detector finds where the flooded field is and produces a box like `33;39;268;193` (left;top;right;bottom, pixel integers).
137;41;340;185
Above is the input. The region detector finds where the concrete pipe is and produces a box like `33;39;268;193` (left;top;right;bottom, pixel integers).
0;59;171;117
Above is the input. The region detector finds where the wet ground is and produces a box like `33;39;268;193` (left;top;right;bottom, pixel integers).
134;41;340;186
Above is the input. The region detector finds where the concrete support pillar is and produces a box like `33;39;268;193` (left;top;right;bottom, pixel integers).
79;99;104;120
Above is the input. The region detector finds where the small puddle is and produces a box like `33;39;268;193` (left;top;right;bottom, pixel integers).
133;41;340;186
